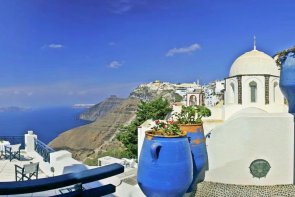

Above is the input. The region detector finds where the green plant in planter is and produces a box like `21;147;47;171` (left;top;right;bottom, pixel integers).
275;46;295;67
152;120;182;136
176;105;211;124
196;105;211;122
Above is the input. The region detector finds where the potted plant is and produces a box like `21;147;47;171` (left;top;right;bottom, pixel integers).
176;105;211;142
275;46;295;68
137;120;193;197
175;105;211;194
149;120;182;136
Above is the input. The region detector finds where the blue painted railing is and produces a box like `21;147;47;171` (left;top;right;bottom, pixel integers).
34;139;55;163
0;136;25;149
0;163;124;196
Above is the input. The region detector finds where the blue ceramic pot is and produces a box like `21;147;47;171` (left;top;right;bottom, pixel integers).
179;124;208;192
280;52;295;113
137;131;193;197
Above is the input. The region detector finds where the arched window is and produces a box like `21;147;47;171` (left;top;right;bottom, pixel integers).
273;82;279;103
249;81;257;103
189;95;196;106
229;82;235;104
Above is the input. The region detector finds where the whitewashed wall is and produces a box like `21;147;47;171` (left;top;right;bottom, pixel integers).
223;76;287;120
137;119;155;161
205;112;294;185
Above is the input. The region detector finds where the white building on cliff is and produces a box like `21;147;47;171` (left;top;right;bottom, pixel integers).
203;80;225;107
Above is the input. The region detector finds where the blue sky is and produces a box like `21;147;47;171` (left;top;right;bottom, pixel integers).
0;0;294;107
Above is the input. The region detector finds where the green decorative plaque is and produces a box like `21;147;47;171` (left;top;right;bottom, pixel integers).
249;159;271;178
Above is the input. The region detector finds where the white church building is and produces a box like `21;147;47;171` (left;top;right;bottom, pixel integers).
205;44;294;185
223;45;286;119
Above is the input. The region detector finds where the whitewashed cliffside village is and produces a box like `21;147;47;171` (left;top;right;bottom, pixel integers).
133;79;225;107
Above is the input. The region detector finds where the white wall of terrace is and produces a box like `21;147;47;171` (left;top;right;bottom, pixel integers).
1;131;145;196
205;111;294;185
137;119;155;161
25;130;37;152
24;130;92;177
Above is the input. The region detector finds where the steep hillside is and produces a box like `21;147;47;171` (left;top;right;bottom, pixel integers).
49;81;183;161
49;98;139;160
80;95;125;121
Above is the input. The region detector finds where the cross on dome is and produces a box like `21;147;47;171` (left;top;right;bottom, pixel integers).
254;35;256;50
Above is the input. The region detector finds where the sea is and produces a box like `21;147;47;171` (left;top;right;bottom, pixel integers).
0;107;91;144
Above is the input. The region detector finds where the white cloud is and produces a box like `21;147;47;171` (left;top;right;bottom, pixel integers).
48;44;64;48
166;43;201;57
108;60;122;69
42;43;64;49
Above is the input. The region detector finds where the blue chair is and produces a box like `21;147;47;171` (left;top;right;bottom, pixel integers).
4;144;21;161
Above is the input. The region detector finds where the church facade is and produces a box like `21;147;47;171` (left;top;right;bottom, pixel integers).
223;46;287;119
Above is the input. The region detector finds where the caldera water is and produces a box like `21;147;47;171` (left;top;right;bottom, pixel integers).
0;107;90;144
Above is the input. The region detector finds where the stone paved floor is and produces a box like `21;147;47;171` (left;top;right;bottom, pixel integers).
0;150;59;196
0;150;47;182
196;182;295;197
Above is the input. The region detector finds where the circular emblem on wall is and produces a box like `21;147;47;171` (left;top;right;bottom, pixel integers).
249;159;271;178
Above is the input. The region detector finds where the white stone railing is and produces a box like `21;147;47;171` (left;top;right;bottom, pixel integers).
24;131;86;177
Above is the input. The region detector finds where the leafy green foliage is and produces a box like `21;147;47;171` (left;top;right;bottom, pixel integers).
117;123;138;158
176;106;197;124
275;46;295;67
136;98;172;123
173;93;183;102
84;157;98;166
176;105;211;124
117;97;172;158
196;105;211;120
152;120;182;136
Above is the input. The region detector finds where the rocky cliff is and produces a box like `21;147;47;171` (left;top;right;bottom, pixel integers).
49;98;139;160
80;95;125;121
49;81;183;161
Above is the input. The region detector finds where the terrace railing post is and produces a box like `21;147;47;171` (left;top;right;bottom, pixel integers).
25;130;37;153
34;138;54;163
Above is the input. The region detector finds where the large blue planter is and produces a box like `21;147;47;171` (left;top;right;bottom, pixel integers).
179;124;208;192
280;52;295;113
137;132;193;197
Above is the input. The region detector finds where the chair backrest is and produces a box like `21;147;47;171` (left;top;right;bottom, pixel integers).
10;144;21;152
24;163;39;174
